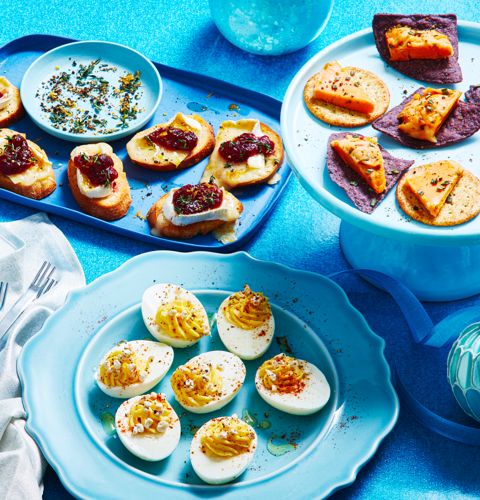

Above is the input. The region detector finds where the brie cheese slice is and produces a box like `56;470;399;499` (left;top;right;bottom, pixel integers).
162;188;236;227
138;112;202;167
0;136;51;186
71;143;115;199
0;77;13;111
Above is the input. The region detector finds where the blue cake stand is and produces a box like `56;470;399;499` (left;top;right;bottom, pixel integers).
281;22;480;302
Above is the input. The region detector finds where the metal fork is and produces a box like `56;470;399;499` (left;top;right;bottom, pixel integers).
0;282;8;311
0;262;56;341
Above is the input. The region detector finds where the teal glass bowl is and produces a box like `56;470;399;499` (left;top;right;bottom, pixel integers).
208;0;334;55
447;323;480;421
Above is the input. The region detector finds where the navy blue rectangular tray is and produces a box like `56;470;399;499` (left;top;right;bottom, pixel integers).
0;34;291;252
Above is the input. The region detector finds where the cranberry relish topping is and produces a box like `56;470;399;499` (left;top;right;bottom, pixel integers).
147;127;198;151
74;153;118;187
219;132;275;163
173;183;223;215
0;134;37;176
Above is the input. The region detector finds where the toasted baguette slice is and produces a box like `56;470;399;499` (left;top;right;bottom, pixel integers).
126;113;215;172
0;78;25;128
68;144;132;221
200;119;284;190
147;191;243;240
0;128;56;200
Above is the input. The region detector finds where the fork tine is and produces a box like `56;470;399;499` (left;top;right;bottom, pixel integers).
31;261;48;286
0;282;7;309
36;263;51;287
41;279;56;296
38;267;56;296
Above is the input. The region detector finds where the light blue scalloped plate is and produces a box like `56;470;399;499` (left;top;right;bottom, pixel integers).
17;251;398;500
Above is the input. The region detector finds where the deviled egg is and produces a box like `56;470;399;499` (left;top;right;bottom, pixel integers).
255;353;330;415
171;351;246;414
142;284;210;348
96;340;173;398
116;392;180;461
190;414;257;484
217;284;275;360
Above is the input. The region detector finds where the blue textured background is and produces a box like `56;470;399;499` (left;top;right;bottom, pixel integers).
1;0;480;498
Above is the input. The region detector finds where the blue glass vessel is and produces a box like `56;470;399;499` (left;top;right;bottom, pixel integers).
209;0;334;55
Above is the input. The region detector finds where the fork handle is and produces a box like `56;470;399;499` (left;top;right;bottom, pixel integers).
0;288;38;341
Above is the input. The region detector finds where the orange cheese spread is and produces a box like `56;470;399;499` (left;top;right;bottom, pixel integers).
386;26;453;61
331;135;386;194
398;88;461;143
313;61;375;114
406;160;464;217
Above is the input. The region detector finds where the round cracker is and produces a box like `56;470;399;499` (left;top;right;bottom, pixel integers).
304;66;390;127
396;168;480;226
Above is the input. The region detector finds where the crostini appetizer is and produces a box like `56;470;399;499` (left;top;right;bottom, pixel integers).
68;143;132;221
0;77;25;128
200;119;284;190
0;128;56;200
147;181;243;240
126;112;215;171
304;60;390;127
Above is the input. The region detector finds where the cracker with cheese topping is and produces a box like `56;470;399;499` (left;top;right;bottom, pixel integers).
304;61;390;127
397;163;480;226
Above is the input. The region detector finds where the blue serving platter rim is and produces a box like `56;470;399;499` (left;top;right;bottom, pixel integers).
17;251;399;500
0;34;292;253
281;21;480;248
20;40;163;143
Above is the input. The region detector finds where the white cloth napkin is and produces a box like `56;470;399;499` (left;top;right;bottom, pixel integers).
0;213;85;500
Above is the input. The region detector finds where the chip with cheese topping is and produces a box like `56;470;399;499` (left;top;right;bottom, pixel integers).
331;134;386;194
405;160;463;217
386;26;453;61
398;88;461;143
313;61;375;114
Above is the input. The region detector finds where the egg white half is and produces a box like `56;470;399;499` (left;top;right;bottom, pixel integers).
116;395;180;461
141;284;209;348
172;351;246;414
255;361;331;415
96;340;173;399
190;416;257;484
217;294;275;360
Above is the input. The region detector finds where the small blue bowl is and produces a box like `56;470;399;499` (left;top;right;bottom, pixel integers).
20;41;162;143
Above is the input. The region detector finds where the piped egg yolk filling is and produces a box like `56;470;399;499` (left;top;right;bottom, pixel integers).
100;345;150;387
224;284;271;330
128;392;172;435
201;417;255;458
171;362;223;407
155;297;210;341
259;354;310;393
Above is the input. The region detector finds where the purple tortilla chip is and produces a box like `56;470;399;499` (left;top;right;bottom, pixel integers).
327;132;414;214
372;14;462;84
465;85;480;103
372;87;480;149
